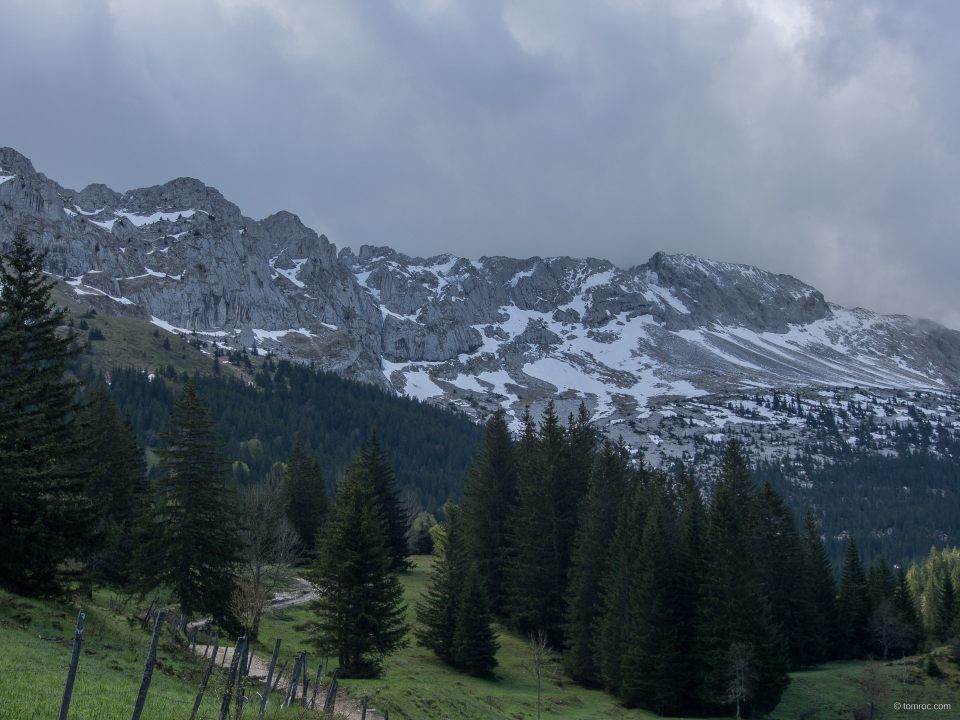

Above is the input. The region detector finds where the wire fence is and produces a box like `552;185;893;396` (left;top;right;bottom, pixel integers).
0;606;355;720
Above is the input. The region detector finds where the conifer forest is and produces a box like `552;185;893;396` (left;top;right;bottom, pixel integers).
2;230;960;718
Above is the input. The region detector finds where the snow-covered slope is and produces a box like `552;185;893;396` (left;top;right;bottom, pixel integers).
3;145;959;470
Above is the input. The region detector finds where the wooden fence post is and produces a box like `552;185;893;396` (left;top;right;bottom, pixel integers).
272;659;288;694
258;639;282;720
309;660;323;709
218;637;245;720
322;668;339;715
131;608;166;720
189;659;215;720
284;653;302;707
301;655;308;701
57;609;85;720
235;634;250;718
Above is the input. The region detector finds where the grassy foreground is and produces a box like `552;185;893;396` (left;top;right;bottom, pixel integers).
3;558;960;719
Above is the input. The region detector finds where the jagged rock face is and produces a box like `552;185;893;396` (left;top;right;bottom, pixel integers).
2;146;960;440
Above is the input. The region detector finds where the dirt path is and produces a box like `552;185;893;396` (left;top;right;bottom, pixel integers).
191;578;385;720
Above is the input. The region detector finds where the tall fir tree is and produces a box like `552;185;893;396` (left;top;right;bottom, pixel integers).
563;440;628;686
801;509;837;664
504;402;595;643
620;494;688;715
893;564;923;655
504;402;566;638
750;482;808;669
82;383;149;591
695;442;788;714
283;434;329;554
360;426;411;571
452;562;500;678
594;466;651;694
677;465;708;702
934;573;958;641
415;504;468;664
301;454;408;677
460;410;517;615
837;534;872;657
0;230;102;596
135;381;242;620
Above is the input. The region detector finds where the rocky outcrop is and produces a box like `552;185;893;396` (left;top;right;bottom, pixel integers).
1;146;958;427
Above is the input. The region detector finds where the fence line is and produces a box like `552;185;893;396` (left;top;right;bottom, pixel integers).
0;604;346;719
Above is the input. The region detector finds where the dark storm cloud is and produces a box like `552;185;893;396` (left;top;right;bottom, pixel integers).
1;0;958;327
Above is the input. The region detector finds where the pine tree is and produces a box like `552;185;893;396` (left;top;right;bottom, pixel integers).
696;458;788;714
460;411;517;615
82;383;149;591
504;402;594;643
301;454;408;677
452;562;500;678
750;482;807;669
415;504;467;663
935;573;958;641
620;495;687;715
0;230;102;596
283;434;329;554
134;381;242;620
594;467;650;694
563;440;628;686
801;509;837;664
360;426;411;571
504;403;565;637
677;465;708;704
838;534;872;657
893;564;923;655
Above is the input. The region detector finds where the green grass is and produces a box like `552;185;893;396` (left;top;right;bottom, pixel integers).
772;655;960;720
49;283;251;380
0;590;317;720
256;557;656;720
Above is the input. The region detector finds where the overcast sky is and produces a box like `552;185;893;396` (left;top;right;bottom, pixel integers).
2;0;958;328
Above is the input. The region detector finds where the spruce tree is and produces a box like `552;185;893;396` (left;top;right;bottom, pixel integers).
563;440;628;686
283;434;329;553
751;482;807;669
801;509;837;664
82;383;149;591
893;564;923;655
0;230;102;596
620;495;687;715
452;562;500;678
838;534;872;657
301;454;408;677
504;402;565;637
134;381;241;620
678;465;708;703
415;504;467;663
594;467;650;694
935;574;958;641
460;410;517;614
696;460;788;714
360;426;411;571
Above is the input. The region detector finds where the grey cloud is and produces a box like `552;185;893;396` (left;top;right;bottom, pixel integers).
1;0;958;328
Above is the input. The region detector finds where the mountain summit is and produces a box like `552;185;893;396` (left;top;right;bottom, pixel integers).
2;146;959;466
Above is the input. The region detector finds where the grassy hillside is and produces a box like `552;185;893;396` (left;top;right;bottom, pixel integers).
3;562;960;720
50;283;238;381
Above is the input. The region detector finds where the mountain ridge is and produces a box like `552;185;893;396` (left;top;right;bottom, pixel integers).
3;145;960;475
